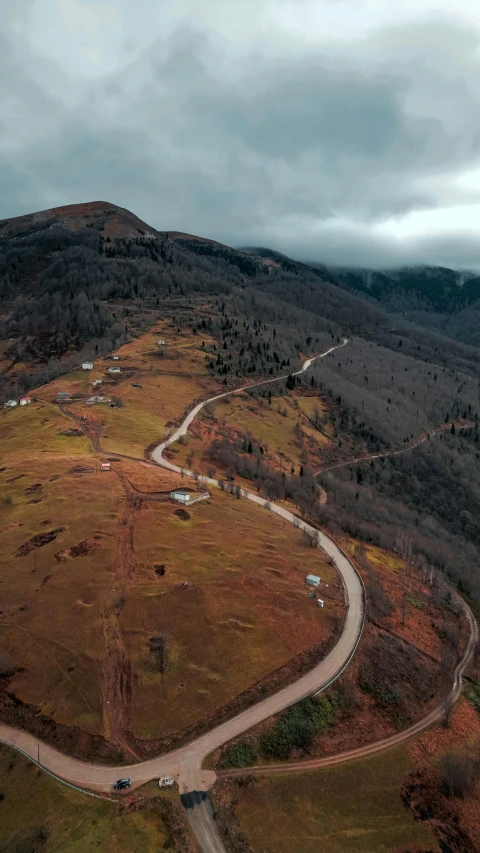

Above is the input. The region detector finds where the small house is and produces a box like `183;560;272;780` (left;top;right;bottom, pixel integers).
4;399;17;408
82;362;94;370
317;599;325;608
171;489;192;504
92;379;102;387
86;395;107;405
56;391;69;403
107;367;121;374
157;340;165;346
19;397;32;406
100;462;111;471
306;574;321;587
113;355;119;360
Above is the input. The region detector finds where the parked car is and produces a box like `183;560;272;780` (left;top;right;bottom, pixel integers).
131;383;142;388
113;778;131;790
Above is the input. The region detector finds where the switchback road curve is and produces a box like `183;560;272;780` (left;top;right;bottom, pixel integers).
0;338;366;853
0;340;364;781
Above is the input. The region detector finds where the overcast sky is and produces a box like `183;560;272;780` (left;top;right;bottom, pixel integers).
2;0;480;268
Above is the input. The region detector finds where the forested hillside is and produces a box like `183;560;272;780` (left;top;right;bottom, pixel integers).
244;245;480;347
3;201;480;395
3;200;480;609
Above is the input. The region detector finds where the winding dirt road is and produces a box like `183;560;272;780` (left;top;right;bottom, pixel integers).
0;342;364;773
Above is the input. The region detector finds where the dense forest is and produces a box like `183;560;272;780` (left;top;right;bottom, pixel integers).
245;245;480;347
318;429;480;609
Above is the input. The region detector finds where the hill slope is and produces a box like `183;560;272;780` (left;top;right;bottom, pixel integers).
2;200;480;401
243;245;480;346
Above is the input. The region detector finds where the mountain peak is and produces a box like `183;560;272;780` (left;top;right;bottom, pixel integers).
0;200;160;240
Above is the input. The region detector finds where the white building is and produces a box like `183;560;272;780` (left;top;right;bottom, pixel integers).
171;489;192;504
19;397;32;406
113;355;119;360
170;489;210;506
82;362;94;370
306;574;321;587
317;599;325;608
4;399;17;408
107;367;121;374
86;395;107;405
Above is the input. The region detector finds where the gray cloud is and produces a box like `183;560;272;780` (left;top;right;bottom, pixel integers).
2;3;480;269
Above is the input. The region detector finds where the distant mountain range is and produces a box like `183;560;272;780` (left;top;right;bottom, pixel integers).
2;200;480;403
242;246;480;346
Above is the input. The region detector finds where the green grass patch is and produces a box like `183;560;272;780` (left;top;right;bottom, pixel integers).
466;678;480;714
232;747;439;853
406;596;424;609
0;744;173;852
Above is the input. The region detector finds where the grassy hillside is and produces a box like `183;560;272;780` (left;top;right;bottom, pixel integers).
0;743;193;853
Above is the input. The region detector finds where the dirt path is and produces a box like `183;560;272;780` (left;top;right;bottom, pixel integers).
59;404;142;759
315;420;475;479
99;487;141;760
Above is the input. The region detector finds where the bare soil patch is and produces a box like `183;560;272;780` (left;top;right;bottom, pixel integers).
25;483;42;493
15;527;65;557
173;507;190;520
55;537;102;562
0;521;22;535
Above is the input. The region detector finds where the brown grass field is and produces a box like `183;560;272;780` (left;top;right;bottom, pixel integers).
0;450;124;734
123;491;341;739
0;324;344;753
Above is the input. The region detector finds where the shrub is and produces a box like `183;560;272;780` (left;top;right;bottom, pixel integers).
466;679;480;714
259;694;339;761
358;667;398;707
220;742;257;769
